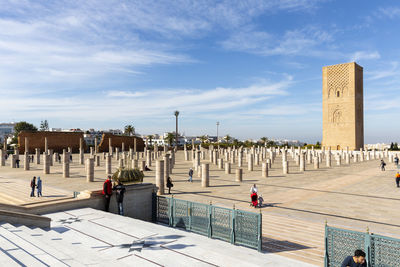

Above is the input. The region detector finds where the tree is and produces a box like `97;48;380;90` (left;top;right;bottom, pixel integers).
200;135;208;144
165;132;175;146
147;135;154;146
39;120;49;131
124;125;135;136
12;121;38;144
267;140;276;147
260;137;268;145
224;134;232;143
174;110;179;147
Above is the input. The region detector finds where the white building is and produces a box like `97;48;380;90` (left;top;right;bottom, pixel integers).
0;123;15;142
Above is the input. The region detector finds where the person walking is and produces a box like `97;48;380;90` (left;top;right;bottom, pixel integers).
380;160;386;171
30;176;36;197
102;176;113;212
250;184;258;194
113;180;126;215
395;156;399;168
396;172;400;188
188;168;193;182
36;177;42;197
258;194;264;208
16;158;20;168
166;176;173;194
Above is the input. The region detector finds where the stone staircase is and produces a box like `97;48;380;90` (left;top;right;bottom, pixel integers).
0;208;317;266
261;213;325;266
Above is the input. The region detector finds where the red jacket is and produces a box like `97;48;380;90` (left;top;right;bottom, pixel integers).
103;179;112;195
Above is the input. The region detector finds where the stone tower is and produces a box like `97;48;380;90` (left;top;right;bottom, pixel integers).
322;62;364;150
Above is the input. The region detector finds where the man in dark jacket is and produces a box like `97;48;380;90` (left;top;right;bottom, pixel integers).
341;249;366;267
103;176;113;212
113;180;126;215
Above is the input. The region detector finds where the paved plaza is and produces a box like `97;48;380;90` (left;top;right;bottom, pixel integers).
1;151;400;265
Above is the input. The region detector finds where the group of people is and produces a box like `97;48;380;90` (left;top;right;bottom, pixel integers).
29;176;42;197
102;176;126;215
250;184;264;208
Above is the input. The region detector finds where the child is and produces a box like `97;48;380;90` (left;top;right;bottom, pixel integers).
258;194;264;208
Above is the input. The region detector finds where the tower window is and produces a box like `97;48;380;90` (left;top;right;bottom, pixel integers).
337;91;340;97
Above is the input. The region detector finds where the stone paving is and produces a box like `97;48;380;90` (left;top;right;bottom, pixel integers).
1;150;400;265
0;208;315;266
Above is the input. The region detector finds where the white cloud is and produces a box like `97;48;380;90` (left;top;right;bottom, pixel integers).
350;51;381;62
376;7;400;19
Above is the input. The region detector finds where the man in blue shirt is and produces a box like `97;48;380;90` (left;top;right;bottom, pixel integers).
341;249;367;267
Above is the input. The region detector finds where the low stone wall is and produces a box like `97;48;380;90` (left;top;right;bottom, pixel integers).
31;183;156;222
0;209;51;228
98;133;145;152
18;131;86;154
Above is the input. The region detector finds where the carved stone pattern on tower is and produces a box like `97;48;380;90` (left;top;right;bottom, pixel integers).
329;104;345;126
327;63;350;98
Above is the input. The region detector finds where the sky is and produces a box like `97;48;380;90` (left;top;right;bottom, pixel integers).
0;0;399;143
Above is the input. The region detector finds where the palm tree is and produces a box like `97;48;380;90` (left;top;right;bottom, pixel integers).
166;132;175;147
260;137;268;145
224;134;232;143
200;135;208;144
147;135;154;146
124;125;135;136
174;110;179;147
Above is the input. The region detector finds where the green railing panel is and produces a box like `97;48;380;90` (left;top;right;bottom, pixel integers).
325;225;400;267
370;234;400;267
234;209;259;249
190;202;209;235
155;196;261;251
156;196;169;225
172;198;189;229
211;206;233;242
325;226;366;267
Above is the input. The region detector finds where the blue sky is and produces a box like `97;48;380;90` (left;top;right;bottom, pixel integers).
0;0;399;143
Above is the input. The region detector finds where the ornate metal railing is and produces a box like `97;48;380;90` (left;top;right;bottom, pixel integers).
325;225;400;266
153;195;262;251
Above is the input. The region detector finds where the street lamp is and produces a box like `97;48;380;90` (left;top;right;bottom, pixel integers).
216;121;219;146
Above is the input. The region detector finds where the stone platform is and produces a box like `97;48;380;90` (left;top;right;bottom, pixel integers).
0;208;314;266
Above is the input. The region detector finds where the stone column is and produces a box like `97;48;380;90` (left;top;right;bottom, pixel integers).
254;153;259;166
236;168;243;182
283;160;289;174
140;160;146;171
345;153;350;164
106;154;112;175
0;149;5;166
218;158;224;169
196;150;201;169
248;154;253;171
201;163;209;187
238;152;243;167
10;154;16;168
63;160;70;178
44;137;48;154
197;165;202;178
35;148;40;164
25;137;29;154
336;155;341;166
48;149;53;166
225;162;231;174
299;153;305;172
146;150;152;167
90;147;94;155
262;162;268;178
134;138;137;154
326;153;331;167
79;138;84;165
313;157;319;169
156;159;164;195
184;150;189;161
24;152;29;170
163;154;170;183
109;138;113;156
121;142;125;152
43;154;50;174
353;154;358;163
295;154;300;166
360;151;364;162
230;153;235;164
132;159;138;169
116;148;120;161
86;158;94;182
267;158;271;169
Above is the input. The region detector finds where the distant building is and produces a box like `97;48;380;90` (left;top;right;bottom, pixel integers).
365;143;390;150
0;122;16;142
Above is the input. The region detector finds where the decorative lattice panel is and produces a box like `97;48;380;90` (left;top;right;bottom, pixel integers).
190;202;209;235
234;210;259;248
326;227;366;267
327;63;350;99
157;196;169;224
370;235;400;267
211;206;232;242
172;199;189;229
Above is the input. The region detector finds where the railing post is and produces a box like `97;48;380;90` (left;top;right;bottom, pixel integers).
208;201;212;238
188;201;192;231
365;227;371;267
257;208;262;252
231;204;235;245
324;221;329;267
169;195;174;227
